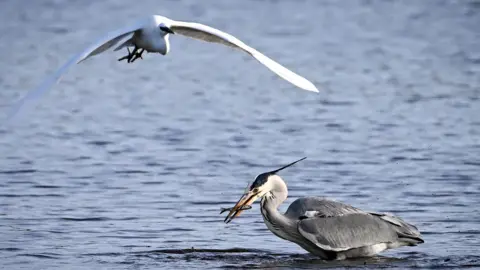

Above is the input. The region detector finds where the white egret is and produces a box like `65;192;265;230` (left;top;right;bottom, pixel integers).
7;15;318;119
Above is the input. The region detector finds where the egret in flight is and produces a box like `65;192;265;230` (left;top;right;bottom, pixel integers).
222;157;424;260
7;15;318;119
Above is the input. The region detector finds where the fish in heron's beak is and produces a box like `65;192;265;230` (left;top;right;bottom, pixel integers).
222;157;307;224
222;190;259;223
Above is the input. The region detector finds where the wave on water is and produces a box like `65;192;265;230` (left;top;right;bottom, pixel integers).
75;249;480;269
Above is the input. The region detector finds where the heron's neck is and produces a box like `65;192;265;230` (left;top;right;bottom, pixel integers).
262;177;288;210
260;177;296;240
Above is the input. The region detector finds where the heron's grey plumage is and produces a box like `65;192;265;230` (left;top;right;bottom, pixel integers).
261;195;423;259
285;197;365;219
274;195;423;259
273;192;423;259
298;210;398;251
284;197;423;249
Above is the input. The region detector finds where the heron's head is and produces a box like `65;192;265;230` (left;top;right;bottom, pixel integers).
223;157;306;223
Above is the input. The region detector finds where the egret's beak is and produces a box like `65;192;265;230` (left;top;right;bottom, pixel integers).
223;190;259;223
160;25;175;34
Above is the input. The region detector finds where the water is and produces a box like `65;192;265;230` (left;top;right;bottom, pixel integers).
0;0;479;269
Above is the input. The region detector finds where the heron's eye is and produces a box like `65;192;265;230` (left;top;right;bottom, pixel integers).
252;188;259;193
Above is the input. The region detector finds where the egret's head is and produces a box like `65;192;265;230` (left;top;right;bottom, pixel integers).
153;15;175;35
223;157;306;223
159;23;175;35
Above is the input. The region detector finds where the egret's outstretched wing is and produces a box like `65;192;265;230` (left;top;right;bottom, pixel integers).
169;20;319;93
6;22;144;120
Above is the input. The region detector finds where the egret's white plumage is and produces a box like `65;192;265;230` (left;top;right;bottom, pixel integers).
7;15;318;119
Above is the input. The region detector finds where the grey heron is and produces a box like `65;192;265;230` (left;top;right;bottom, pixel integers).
222;157;424;260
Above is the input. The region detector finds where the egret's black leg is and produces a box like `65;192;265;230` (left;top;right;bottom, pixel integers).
118;46;139;63
130;49;145;63
118;47;132;62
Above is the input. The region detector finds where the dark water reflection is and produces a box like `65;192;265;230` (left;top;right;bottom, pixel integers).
1;0;479;269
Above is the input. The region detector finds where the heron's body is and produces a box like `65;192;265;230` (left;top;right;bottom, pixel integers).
261;192;423;260
224;158;424;260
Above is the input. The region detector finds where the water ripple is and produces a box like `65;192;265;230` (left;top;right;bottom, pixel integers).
1;0;479;269
0;169;37;174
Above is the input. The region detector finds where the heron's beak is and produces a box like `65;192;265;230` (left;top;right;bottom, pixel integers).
223;190;259;223
160;25;175;34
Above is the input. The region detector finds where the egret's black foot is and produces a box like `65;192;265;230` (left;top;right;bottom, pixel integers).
118;47;134;62
129;49;145;63
118;47;142;63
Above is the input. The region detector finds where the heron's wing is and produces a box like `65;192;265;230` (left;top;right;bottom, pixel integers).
169;20;318;92
369;212;424;244
284;197;365;219
5;21;144;121
298;213;398;252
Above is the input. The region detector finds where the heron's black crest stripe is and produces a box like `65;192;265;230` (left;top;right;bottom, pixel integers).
251;172;270;189
250;157;307;190
270;157;307;174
